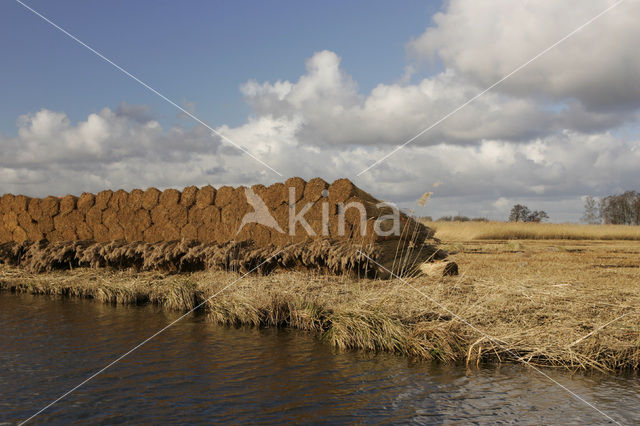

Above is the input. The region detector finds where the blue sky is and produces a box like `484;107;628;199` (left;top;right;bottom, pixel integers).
1;0;639;222
1;0;441;135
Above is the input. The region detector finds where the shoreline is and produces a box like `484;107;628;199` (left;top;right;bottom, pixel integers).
2;259;637;374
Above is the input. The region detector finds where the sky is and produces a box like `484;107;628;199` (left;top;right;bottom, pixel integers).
1;0;639;222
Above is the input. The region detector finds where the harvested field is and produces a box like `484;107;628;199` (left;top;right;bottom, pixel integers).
424;220;640;241
1;238;638;372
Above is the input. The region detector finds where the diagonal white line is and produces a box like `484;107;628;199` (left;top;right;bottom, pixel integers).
357;0;626;176
357;250;621;425
18;249;283;425
15;0;283;177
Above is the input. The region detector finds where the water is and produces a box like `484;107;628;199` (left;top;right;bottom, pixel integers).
1;292;638;425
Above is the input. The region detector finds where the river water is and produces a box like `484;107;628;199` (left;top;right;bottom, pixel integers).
1;292;638;425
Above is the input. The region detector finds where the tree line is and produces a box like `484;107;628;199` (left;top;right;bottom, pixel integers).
583;191;640;225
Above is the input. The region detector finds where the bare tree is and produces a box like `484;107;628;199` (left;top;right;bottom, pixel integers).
509;204;530;222
582;196;600;224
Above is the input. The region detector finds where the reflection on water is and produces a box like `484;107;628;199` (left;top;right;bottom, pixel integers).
0;292;638;424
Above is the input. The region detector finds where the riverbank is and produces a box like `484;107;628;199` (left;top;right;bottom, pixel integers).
1;238;638;373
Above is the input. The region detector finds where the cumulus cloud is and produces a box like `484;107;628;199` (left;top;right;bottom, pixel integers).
3;1;640;222
408;0;640;110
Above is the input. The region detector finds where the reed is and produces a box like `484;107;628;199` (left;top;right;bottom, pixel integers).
2;236;639;374
423;220;640;241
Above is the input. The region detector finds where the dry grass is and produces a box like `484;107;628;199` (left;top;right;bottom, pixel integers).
2;237;639;373
423;220;640;241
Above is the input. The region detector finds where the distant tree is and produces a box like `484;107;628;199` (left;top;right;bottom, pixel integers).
599;191;640;224
528;210;549;223
509;204;531;222
509;205;549;223
582;196;600;224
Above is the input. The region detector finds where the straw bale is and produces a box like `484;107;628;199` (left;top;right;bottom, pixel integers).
95;190;113;210
36;216;54;234
168;204;188;228
128;189;144;209
76;222;93;240
180;186;198;208
41;196;60;217
263;183;288;209
93;224;110;242
159;188;180;207
328;178;378;205
13;226;28;242
45;230;62;242
181;223;198;240
77;193;95;213
161;223;180;241
59;195;77;214
144;225;164;244
0;221;11;243
108;189;129;210
201;205;221;224
3;211;18;230
142;188;161;210
0;194;15;212
27;199;43;221
285;177;306;203
13;195;30;212
150;205;169;224
196;185;216;208
214;186;234;207
303;177;328;203
17;211;34;230
197;223;216;243
188;206;204;225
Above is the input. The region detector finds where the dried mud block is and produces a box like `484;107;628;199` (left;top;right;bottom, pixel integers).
41;196;60;217
180;186;198;208
214;186;234;208
195;185;216;208
95;190;113;211
128;189;144;210
13;195;30;212
77;193;95;213
142;188;161;210
285;177;306;203
159;188;180;207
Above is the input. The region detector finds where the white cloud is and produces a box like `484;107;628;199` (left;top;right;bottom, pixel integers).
408;0;640;110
